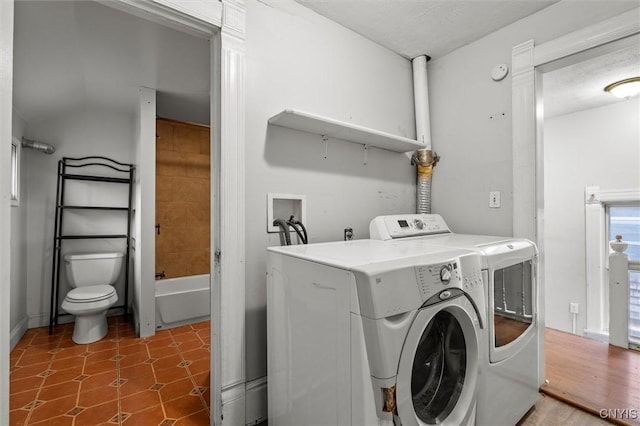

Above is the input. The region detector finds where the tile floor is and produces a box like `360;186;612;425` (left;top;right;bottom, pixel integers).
9;316;211;425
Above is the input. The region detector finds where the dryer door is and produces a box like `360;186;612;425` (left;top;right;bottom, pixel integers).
396;297;480;426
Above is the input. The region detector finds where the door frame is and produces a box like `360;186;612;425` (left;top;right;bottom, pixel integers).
511;8;639;389
0;1;247;425
0;1;15;423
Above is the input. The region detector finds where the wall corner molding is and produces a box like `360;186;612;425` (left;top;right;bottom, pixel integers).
222;0;246;41
219;1;247;425
511;39;536;242
9;317;28;352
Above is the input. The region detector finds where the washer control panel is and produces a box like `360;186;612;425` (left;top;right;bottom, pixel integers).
415;255;483;301
415;261;461;300
439;264;453;284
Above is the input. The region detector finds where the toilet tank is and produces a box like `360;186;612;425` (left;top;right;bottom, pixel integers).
64;252;124;288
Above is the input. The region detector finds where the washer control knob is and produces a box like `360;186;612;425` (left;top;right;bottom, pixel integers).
440;265;452;284
414;219;424;229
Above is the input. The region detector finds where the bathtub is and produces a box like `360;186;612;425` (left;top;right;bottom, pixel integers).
155;274;210;330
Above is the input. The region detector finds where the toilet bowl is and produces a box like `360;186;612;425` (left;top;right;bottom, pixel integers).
62;252;123;344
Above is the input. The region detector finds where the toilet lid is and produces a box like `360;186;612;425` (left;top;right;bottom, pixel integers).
66;285;116;303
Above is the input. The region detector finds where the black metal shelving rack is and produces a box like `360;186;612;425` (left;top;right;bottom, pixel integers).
49;156;135;335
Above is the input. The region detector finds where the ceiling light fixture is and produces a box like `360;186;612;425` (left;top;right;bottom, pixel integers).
604;77;640;99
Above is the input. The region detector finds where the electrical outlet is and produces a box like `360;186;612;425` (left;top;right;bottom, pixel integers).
570;302;579;314
489;191;501;208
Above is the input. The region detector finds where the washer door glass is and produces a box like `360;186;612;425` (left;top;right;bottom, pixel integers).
411;310;466;424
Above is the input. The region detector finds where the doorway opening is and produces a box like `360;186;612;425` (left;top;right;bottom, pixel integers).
155;117;212;330
9;1;217;424
511;9;640;420
539;34;640;342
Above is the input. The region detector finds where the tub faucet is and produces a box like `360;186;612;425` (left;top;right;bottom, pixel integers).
155;271;166;279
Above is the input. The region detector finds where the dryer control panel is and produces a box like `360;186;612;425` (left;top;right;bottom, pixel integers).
370;214;451;240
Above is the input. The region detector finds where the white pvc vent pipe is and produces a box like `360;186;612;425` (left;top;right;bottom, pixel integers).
412;55;437;214
412;55;432;149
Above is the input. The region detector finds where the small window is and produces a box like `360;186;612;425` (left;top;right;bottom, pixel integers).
11;138;20;206
607;204;640;344
608;205;640;261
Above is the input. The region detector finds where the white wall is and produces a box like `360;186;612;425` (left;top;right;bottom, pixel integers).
23;107;135;328
428;1;639;236
543;99;640;334
10;110;28;348
244;0;416;381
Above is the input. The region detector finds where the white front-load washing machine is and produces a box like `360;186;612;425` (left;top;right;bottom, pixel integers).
370;214;541;426
267;239;485;425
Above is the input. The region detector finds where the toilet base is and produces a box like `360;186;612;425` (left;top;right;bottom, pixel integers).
71;310;109;344
62;290;118;345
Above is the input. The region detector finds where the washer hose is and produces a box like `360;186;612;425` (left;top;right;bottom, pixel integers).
273;219;291;245
287;216;308;244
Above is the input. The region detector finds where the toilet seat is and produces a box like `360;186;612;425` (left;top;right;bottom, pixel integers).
65;285;116;303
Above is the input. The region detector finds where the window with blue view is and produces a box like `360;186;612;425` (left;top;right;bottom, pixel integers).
608;205;640;343
609;205;640;261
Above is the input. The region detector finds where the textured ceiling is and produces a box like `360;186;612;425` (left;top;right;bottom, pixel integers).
13;1;211;126
295;0;560;59
543;35;640;118
296;0;640;117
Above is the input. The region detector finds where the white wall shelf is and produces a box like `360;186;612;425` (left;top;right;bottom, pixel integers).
268;109;424;153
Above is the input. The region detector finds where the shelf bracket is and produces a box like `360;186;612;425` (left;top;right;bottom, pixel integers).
363;144;370;165
321;135;329;159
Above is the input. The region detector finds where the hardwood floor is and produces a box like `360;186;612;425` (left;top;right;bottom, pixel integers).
541;328;640;426
518;393;611;426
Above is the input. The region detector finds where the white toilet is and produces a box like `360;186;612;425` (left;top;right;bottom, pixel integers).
61;252;123;344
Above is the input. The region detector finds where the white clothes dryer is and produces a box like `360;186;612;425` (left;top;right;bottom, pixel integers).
370;214;541;426
267;239;486;425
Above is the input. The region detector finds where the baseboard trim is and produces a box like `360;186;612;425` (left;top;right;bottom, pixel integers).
222;380;246;426
219;377;267;426
27;313;52;329
584;329;608;343
246;376;267;426
10;317;28;350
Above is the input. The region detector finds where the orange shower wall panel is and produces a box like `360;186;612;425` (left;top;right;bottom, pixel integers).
156;118;211;279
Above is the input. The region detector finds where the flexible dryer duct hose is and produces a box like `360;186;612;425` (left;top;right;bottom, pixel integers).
412;55;437;214
22;137;56;154
415;148;437;214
